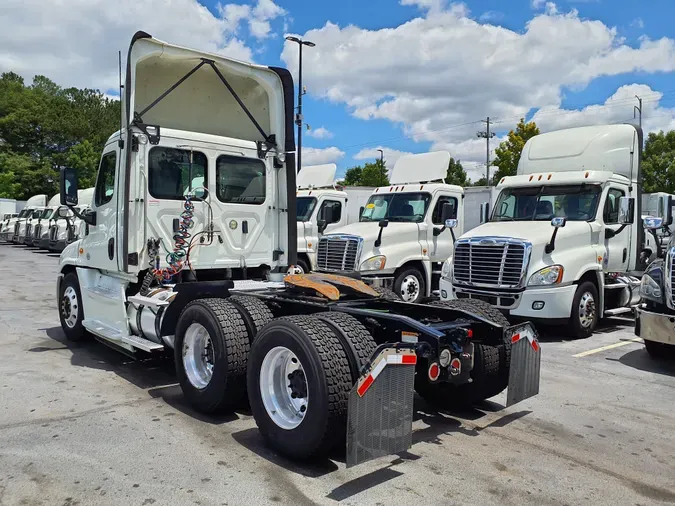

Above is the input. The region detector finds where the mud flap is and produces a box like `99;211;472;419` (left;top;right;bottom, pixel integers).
346;348;416;468
505;322;541;407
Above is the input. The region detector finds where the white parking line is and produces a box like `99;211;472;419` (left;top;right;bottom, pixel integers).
573;338;643;358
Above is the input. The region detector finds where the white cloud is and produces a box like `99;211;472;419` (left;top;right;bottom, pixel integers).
281;4;675;151
531;84;675;134
302;146;345;165
479;11;504;23
353;146;413;169
632;17;645;29
0;0;286;91
306;126;334;139
531;0;546;8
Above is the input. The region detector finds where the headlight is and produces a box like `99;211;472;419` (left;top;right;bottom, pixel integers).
640;274;662;301
441;259;452;279
528;265;564;286
360;255;386;271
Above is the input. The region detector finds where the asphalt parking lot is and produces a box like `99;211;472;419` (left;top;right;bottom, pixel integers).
1;244;674;506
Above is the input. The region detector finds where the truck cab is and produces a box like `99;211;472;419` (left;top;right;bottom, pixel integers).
30;194;61;247
5;194;47;243
44;188;95;251
443;123;648;338
295;163;348;273
317;151;463;303
635;199;675;358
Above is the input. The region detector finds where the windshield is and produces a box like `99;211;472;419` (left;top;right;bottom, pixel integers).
297;197;317;222
41;209;54;219
360;192;431;223
492;185;602;222
17;209;30;218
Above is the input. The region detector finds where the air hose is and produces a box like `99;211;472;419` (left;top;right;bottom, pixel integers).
150;196;195;284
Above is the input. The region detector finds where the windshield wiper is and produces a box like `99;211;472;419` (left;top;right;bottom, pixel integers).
493;214;514;221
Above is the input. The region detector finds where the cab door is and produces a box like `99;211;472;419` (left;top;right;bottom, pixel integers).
84;145;120;272
426;194;459;262
602;186;630;272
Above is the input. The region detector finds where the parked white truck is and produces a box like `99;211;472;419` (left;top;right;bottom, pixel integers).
296;163;372;273
8;194;48;244
40;188;95;251
315;152;491;303
54;31;540;467
441;123;656;338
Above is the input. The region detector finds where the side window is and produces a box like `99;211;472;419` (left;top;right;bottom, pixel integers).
603;188;625;224
216;155;266;204
319;200;342;224
94;151;117;207
431;196;458;225
148;147;207;200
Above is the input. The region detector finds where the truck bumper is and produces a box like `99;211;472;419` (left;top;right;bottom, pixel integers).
443;280;576;320
361;275;395;290
38;238;51;249
49;239;66;252
635;307;675;345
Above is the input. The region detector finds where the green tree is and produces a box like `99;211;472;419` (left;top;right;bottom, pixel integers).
445;157;467;186
341;159;390;187
0;171;21;198
642;130;675;193
342;166;363;186
470;177;488;186
360;160;389;187
491;118;540;184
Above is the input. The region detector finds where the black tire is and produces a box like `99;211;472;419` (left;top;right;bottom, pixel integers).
372;286;402;301
567;281;599;339
227;295;274;343
644;339;675;359
58;272;89;342
174;298;249;414
247;315;352;459
295;257;311;274
394;267;425;303
417;299;511;406
314;312;377;383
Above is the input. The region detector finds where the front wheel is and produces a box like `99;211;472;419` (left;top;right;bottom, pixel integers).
394;267;425;303
58;272;88;342
567;281;598;339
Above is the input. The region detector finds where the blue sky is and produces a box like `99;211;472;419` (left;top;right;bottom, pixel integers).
3;0;673;181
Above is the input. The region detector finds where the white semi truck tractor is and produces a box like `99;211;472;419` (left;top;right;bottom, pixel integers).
28;194;61;247
10;194;48;244
295;163;372;273
315;152;491;303
55;31;540;466
441;123;656;338
42;188;95;251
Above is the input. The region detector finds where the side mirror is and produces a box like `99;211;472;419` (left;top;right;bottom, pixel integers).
479;202;490;224
359;206;364;218
374;219;388;248
440;202;455;223
317;219;328;234
60;167;79;206
659;195;673;226
57;206;70;219
618;197;635;225
379;219;389;228
320;203;336;224
445;219;458;228
643;216;664;230
551;217;567;228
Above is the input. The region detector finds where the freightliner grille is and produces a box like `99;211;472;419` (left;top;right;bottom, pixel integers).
453;238;528;288
670;250;675;306
317;236;361;272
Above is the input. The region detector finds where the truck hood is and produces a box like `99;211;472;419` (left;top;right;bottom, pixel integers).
460;220;597;281
326;221;420;244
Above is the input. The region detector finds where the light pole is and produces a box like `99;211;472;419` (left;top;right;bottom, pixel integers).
377;149;384;164
286;36;315;173
477;117;495;185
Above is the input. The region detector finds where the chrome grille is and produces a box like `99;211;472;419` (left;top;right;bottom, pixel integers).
25;223;32;238
453;238;529;288
670;249;675;307
33;224;42;238
317;235;361;272
49;225;58;241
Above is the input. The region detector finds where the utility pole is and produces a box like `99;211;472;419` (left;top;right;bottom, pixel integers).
377;149;384;164
477;117;495;185
285;36;316;172
634;95;642;129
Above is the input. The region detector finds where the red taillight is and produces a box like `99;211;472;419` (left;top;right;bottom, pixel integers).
428;362;440;381
466;328;473;339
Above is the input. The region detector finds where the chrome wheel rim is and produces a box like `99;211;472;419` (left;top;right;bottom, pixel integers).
578;291;596;329
259;346;308;430
182;323;215;389
400;274;421;302
60;286;79;329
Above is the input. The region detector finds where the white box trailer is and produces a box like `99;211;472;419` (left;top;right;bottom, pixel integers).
0;198;17;216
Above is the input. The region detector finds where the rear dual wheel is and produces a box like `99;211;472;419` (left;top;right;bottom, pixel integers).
247;313;375;459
